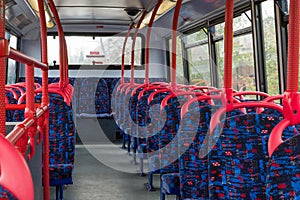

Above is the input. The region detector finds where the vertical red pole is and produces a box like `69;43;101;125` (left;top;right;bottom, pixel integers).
286;0;300;92
223;0;234;89
0;0;6;136
121;24;134;84
130;11;147;85
48;0;65;86
145;0;163;85
24;64;35;118
37;0;50;199
170;0;183;90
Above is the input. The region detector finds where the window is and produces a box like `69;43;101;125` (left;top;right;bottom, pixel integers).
214;11;252;38
262;0;279;95
7;34;18;84
184;29;210;85
48;35;142;66
185;29;208;46
215;12;255;91
169;37;186;84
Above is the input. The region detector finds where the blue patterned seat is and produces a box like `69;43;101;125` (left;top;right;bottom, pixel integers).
5;90;17;122
0;185;17;200
115;84;131;149
161;173;180;196
78;78;97;116
94;79;110;117
169;101;243;200
145;92;186;196
106;78;120;114
266;131;300;199
47;92;76;200
208;113;296;199
176;102;218;199
46;93;76;187
128;87;149;165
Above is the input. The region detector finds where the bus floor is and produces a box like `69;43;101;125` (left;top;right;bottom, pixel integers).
48;117;177;199
50;144;176;200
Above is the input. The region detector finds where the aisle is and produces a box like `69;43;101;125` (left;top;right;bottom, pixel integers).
50;145;175;200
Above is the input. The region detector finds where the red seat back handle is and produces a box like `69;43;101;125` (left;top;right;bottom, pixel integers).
0;134;34;200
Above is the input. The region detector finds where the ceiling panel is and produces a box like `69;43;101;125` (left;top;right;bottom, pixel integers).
57;7;131;21
53;0;147;8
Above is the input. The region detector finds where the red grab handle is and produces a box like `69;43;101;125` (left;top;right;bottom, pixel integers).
0;134;34;200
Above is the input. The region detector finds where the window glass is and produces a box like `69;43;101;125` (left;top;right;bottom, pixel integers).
7;34;17;84
169;37;186;84
214;11;252;37
262;0;279;95
47;36;59;66
216;34;255;91
216;40;224;87
184;29;208;46
47;36;142;66
187;44;211;85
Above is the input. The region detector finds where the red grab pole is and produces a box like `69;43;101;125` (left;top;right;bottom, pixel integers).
37;0;50;199
0;0;6;136
170;0;183;90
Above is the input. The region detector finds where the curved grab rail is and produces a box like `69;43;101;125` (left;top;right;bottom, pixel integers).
125;83;142;95
5;88;19;100
147;89;172;104
209;101;283;138
138;85;168;100
5;85;25;97
189;86;218;92
147;88;186;105
268;0;300;156
160;91;207;110
263;94;283;103
0;134;34;200
180;95;222;119
48;0;67;85
233;91;270;100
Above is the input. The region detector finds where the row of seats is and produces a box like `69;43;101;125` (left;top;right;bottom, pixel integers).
114;83;300;199
5;82;76;200
18;77;166;118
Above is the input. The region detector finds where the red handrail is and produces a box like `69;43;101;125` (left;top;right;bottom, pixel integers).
0;0;6;136
121;23;134;85
37;0;50;199
160;91;207;110
48;0;69;86
170;0;183;89
130;11;147;86
144;0;163;85
8;48;48;70
268;0;300;156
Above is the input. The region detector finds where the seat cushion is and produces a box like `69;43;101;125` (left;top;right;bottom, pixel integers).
161;173;180;195
266;134;300;199
49;164;74;186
